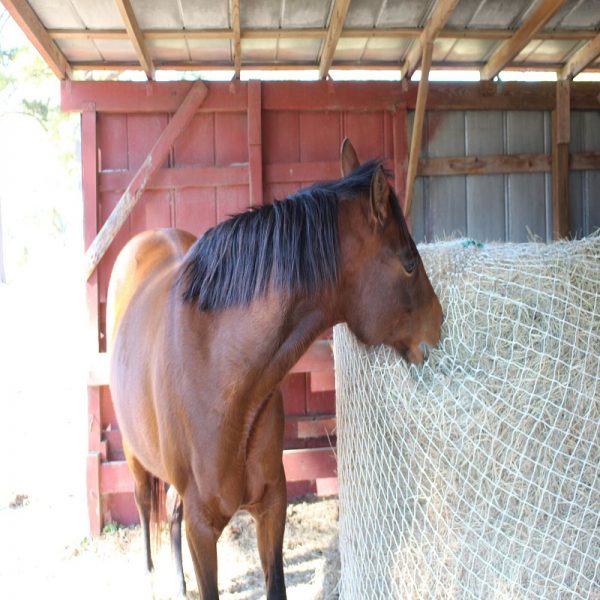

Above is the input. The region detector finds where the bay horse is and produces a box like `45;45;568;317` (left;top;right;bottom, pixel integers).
106;139;443;599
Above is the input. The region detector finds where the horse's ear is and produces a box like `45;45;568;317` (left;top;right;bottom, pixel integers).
340;138;360;176
369;166;390;227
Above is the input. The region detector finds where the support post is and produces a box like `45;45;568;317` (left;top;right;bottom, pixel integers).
552;80;570;239
83;81;208;280
392;105;408;212
404;42;433;223
248;80;263;206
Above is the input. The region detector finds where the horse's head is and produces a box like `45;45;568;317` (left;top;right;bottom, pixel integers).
336;139;443;365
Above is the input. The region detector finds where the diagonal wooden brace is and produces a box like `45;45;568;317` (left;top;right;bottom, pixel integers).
84;80;209;280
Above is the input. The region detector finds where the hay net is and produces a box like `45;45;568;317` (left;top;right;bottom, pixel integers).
334;234;600;600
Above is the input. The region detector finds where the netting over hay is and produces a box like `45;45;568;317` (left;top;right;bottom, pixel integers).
334;235;600;599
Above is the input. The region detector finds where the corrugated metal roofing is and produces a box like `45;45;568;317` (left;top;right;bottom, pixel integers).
3;0;600;79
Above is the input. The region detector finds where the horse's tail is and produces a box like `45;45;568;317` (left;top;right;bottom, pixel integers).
149;475;166;552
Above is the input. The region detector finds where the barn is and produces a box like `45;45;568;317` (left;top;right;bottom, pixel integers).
3;2;600;592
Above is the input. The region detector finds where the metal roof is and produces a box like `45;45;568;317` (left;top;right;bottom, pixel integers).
3;0;600;80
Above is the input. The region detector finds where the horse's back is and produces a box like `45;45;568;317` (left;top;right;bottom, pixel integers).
106;228;196;349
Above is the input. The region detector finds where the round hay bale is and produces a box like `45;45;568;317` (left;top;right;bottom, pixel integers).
334;235;600;599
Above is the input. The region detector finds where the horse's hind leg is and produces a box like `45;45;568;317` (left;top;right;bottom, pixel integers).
123;442;154;574
166;485;186;598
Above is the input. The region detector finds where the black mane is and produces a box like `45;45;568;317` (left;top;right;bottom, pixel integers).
180;160;390;311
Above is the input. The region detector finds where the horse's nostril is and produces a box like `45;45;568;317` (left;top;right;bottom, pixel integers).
419;341;431;361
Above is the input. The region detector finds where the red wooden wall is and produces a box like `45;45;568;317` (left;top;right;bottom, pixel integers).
64;80;408;534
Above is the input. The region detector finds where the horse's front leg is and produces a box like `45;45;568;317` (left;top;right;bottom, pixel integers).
182;488;221;600
250;464;288;600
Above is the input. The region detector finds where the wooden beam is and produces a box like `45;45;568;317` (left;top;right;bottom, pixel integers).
552;80;570;239
247;80;263;205
83;81;208;280
47;26;600;43
231;0;241;78
404;42;433;221
418;153;551;176
114;0;155;80
480;0;567;81
561;33;600;80
571;151;600;170
2;0;71;79
400;0;460;80
393;107;409;210
319;0;351;79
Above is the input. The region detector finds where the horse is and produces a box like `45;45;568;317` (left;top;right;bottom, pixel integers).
106;138;443;599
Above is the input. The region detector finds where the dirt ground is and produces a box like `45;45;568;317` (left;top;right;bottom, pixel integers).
0;493;340;600
0;266;340;600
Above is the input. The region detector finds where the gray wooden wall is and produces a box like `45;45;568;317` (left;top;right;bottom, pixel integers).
410;110;600;243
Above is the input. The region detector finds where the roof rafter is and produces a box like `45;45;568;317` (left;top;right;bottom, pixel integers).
319;0;352;79
114;0;155;80
400;0;460;80
2;0;71;79
46;27;600;43
480;0;567;81
231;0;241;78
561;33;600;80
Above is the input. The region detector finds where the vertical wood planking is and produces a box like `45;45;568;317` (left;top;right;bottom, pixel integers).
299;112;341;162
248;80;263;206
552;80;570;239
82;106;103;535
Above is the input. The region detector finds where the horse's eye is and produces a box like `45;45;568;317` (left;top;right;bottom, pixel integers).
405;257;417;273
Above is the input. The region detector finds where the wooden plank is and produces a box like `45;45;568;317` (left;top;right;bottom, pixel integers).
99;165;248;193
100;460;134;495
418;153;552;176
61;81;247;114
404;41;433;221
392;107;408;211
247;80;263;206
62;80;600;114
480;0;567;81
114;0;154;80
561;32;600;80
552;80;570;239
87;452;102;536
2;0;71;79
231;0;241;78
47;26;600;42
319;0;351;79
84;81;208;280
310;370;336;393
571;151;600;170
282;448;337;482
264;161;340;184
400;0;461;80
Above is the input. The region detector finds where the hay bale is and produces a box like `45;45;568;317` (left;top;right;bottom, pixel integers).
334;235;600;600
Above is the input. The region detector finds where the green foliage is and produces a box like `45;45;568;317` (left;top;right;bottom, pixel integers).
102;522;120;535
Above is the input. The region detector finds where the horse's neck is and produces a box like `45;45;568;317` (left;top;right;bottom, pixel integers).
219;289;338;400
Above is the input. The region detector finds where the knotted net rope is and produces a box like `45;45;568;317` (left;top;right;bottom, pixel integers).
334;235;600;599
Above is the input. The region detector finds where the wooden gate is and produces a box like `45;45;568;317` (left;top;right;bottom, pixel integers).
63;79;409;534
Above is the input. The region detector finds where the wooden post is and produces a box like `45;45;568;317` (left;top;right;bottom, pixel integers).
404;42;433;222
248;80;263;206
392;105;408;211
83;81;208;280
552;80;570;239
